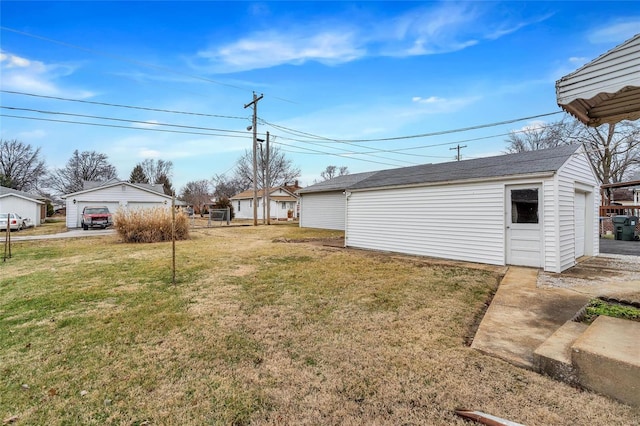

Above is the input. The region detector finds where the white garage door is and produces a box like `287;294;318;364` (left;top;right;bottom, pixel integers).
574;192;586;258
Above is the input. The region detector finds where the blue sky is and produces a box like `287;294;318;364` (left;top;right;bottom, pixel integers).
1;1;639;192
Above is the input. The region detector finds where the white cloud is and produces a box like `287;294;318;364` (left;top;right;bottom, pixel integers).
568;56;588;64
410;95;480;113
412;96;445;104
0;51;93;98
195;3;544;73
588;19;640;44
17;129;47;140
197;30;365;73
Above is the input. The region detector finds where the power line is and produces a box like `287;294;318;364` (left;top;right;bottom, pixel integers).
1;106;251;134
271;140;404;168
1;90;248;120
259;111;563;143
0;114;251;138
0;114;409;169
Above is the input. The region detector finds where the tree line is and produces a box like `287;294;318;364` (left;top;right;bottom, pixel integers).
0;140;304;214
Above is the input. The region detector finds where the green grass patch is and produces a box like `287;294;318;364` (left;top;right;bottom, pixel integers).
583;298;640;323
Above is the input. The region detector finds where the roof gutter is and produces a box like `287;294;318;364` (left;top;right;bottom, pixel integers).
348;171;557;193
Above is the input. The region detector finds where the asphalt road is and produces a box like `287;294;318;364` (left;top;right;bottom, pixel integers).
599;238;640;256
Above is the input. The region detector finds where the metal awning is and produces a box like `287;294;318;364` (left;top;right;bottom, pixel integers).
556;33;640;127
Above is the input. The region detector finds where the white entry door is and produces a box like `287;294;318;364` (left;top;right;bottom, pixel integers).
574;192;586;258
506;185;542;267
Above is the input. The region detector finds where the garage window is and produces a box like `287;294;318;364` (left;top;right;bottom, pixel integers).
511;189;539;224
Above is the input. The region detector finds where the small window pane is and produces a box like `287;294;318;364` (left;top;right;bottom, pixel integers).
511;189;538;224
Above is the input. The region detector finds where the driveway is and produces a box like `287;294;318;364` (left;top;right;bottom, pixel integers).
9;228;116;241
600;238;640;256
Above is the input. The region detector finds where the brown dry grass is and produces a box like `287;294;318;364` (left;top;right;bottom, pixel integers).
114;207;189;242
1;224;638;425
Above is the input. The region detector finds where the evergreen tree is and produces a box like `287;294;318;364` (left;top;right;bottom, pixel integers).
129;164;149;183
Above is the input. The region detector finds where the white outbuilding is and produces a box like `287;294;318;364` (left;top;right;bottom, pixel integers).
335;145;598;273
0;186;46;225
298;171;377;231
63;179;172;228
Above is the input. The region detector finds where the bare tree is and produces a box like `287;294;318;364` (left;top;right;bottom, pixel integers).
319;165;349;181
0;139;47;191
505;116;639;183
47;150;117;194
233;144;300;190
180;180;211;214
576;121;640;184
139;159;173;184
211;173;248;199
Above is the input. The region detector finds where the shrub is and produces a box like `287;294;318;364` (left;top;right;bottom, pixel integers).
113;207;189;243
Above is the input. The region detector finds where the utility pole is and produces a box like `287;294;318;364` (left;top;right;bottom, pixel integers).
450;144;467;161
259;142;266;224
266;131;271;225
244;92;263;226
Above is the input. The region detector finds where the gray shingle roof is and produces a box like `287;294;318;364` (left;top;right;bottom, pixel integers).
0;186;43;201
349;144;582;190
297;171;379;194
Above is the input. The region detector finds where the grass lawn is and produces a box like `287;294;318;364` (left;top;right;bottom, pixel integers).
1;224;638;425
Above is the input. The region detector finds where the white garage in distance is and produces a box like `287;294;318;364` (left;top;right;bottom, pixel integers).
298;172;377;231
63;179;172;228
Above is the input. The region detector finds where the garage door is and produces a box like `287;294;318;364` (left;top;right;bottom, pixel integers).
574;192;586;258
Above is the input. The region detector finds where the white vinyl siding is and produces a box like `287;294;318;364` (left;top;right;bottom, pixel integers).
0;195;43;226
346;183;506;265
555;150;600;272
300;191;346;230
233;198;296;220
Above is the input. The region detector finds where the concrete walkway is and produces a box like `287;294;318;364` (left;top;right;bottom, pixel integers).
10;228;116;241
471;255;639;370
471;267;588;369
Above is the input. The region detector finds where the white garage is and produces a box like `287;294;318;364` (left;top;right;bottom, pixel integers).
63;179;172;228
0;186;45;226
343;145;600;273
298;172;377;231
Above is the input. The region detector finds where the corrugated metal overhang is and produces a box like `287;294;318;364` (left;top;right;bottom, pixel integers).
556;34;640;127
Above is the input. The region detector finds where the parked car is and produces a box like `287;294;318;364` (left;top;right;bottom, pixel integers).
22;217;35;229
0;213;23;231
81;206;113;230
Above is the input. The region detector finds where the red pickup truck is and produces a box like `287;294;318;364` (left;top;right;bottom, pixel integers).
81;206;113;230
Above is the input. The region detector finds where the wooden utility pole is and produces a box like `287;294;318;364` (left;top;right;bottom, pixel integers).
450;144;467;161
266;132;271;225
244;92;264;226
171;194;176;285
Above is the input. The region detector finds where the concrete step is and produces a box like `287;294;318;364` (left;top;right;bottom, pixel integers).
533;320;588;385
572;316;640;407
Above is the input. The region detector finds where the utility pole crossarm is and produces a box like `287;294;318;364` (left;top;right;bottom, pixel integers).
450;144;467;161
